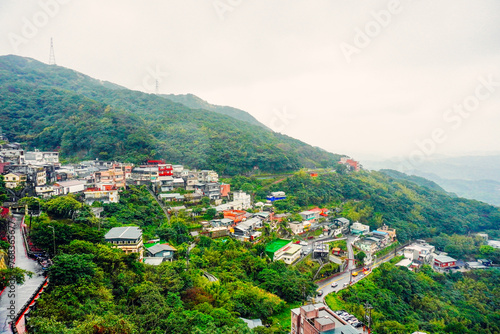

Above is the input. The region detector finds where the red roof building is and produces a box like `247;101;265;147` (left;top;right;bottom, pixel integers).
220;183;231;197
223;210;246;223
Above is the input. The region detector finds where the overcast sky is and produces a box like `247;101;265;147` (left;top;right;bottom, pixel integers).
1;0;499;163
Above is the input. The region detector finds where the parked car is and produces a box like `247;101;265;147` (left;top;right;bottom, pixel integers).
300;241;308;246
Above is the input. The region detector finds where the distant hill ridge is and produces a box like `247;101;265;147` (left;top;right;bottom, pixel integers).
0;55;343;175
162;93;268;129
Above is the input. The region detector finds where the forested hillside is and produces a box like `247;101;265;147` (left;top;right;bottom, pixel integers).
163;93;268;129
227;171;500;242
0;55;342;174
24;189;315;333
378;169;448;194
325;262;500;334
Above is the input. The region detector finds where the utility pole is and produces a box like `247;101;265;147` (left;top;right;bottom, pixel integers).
48;225;56;256
364;302;373;333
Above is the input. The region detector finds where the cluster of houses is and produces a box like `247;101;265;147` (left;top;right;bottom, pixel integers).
396;239;494;272
103;226;177;265
0;138;229;207
352;224;397;264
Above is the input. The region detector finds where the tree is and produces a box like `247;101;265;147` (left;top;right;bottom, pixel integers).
44;195;82;219
0;267;33;289
0;175;7;203
205;208;217;220
19;196;41;211
49;253;97;286
355;251;366;266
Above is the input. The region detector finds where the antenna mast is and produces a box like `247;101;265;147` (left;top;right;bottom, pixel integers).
49;38;56;65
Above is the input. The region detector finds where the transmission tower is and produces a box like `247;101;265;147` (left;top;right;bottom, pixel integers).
155;78;159;95
49;38;56;65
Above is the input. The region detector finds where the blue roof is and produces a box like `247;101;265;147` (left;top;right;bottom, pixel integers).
373;230;388;235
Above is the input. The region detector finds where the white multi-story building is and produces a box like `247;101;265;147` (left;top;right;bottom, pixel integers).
25;150;59;165
351;222;370;235
84;188;120;205
233;191;252;209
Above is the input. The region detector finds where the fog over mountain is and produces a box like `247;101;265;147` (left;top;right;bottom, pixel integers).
1;1;499;162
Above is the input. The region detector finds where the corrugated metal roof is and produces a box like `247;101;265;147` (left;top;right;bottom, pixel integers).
148;243;176;254
105;226;142;240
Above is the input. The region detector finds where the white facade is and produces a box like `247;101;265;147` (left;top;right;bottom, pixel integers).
280;244;302;264
233;191;252;209
288;221;304;235
84;189;119;204
25;150;59;165
403;243;436;263
351;222;370;234
53;180;86;194
36;185;55;198
273;243;301;264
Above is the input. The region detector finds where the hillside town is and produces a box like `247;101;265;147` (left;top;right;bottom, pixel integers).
1;138;499;334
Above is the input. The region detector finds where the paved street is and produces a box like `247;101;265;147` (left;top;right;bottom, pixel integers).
0;215;44;334
315;235;397;303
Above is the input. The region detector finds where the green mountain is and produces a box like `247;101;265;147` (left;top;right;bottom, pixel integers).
378;169;449;194
163;93;268;129
415;172;500;207
0;55;343;174
231;171;500;242
364;155;500;206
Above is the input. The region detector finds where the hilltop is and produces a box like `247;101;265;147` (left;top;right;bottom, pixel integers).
0;55;342;175
163;93;268;129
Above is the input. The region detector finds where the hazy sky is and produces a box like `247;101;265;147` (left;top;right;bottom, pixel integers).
1;0;499;163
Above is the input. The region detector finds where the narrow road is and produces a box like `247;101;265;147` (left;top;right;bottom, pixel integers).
316;237;400;302
0;215;44;333
315;235;357;301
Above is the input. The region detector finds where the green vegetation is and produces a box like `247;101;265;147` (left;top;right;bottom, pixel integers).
163;93;267;129
325;263;500;334
295;255;320;278
29;236;316;333
102;186;168;238
379;169;448;193
25;187;318;333
0;55;342;174
316;262;340;280
374;242;400;258
431;233;486;260
0;267;33;290
226;171;500;243
329;239;347;252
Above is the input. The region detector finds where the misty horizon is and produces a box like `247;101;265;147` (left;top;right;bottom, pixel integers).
1;1;499;162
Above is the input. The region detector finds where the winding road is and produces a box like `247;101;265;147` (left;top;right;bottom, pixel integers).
315;235;398;302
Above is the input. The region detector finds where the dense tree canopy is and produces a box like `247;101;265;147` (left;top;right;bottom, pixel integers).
326;263;500;334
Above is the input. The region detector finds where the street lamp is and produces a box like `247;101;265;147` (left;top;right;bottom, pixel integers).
47;225;56;256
